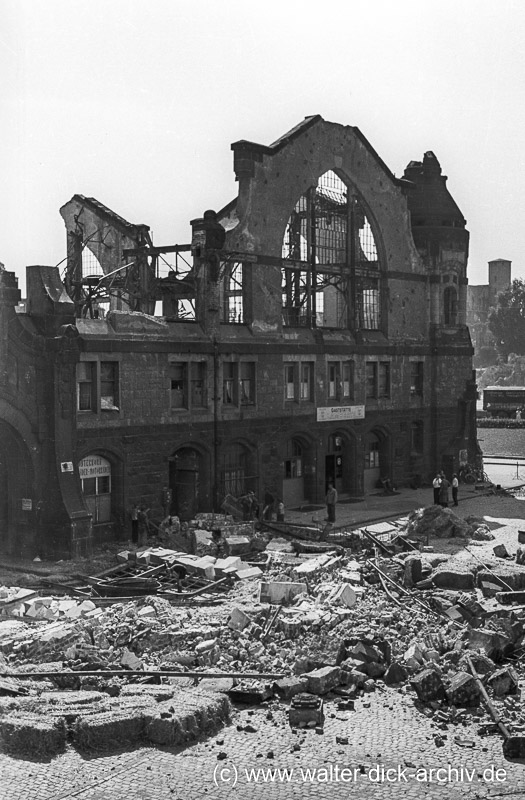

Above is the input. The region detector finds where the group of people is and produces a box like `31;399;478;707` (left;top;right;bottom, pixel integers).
432;471;459;508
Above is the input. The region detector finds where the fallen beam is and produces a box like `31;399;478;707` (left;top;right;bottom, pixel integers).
2;670;288;680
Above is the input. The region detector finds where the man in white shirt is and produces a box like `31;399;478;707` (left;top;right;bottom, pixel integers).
432;474;441;505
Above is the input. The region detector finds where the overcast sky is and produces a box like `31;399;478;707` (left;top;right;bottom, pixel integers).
1;0;524;294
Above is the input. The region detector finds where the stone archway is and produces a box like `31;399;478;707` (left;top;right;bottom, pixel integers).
363;427;392;494
169;446;210;521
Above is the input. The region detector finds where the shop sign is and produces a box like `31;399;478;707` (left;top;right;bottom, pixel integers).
79;455;111;479
316;405;365;422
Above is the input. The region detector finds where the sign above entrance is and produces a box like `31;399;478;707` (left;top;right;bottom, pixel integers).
79;455;111;479
317;405;365;422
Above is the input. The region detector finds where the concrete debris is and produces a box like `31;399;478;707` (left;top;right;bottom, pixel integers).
3;502;525;756
406;506;475;540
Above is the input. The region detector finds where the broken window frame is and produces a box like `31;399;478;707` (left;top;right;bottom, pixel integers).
223;362;237;406
239;362;256;406
77;360;120;413
100;362;120;411
221;261;244;324
77;362;95;411
284;363;296;401
300;362;314;402
281;170;382;332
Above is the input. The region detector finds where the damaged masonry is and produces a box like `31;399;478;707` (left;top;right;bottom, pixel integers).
2;496;525;765
0;115;478;559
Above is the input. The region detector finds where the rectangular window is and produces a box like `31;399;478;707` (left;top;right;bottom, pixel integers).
410;361;424;396
223;362;237;405
240;362;255;405
366;362;377;399
190;362;206;407
77;362;95;411
342;361;354;399
378;362;390;398
222;262;244;323
328;362;340;400
300;362;314;401
284;364;296;401
360;284;380;330
170;363;187;409
100;362;119;410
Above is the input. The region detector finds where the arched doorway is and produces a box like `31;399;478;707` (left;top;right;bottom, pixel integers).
79;455;112;524
325;433;349;495
364;429;391;493
283;438;305;508
364;432;381;493
170;447;203;520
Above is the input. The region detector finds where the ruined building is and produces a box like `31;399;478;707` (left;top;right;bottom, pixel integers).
0;116;477;557
467;259;512;357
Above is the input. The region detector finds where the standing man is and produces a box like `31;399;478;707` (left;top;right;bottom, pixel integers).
432;474;442;505
439;473;450;508
451;473;459;506
130;503;139;545
325;481;338;524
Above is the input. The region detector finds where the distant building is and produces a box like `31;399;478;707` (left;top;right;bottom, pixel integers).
467;259;512;352
0;116;478;557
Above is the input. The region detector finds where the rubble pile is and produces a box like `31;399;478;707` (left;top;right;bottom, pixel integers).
1;505;525;756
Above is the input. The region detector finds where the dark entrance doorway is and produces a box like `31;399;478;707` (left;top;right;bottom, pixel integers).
326;434;344;494
170;448;200;520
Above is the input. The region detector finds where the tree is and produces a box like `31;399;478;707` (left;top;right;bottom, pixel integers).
488;279;525;358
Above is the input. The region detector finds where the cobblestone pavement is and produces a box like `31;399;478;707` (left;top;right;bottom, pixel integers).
2;688;524;799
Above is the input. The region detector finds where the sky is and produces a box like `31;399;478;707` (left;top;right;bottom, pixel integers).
1;0;525;295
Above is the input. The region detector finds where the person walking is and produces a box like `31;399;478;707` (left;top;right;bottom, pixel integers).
276;500;285;522
439;473;450;508
452;473;459;506
325;482;338;523
432;474;442;505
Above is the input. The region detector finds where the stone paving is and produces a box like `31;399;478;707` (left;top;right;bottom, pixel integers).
2;689;524;799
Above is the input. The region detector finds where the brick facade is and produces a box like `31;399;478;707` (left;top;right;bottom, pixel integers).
0;116;478;556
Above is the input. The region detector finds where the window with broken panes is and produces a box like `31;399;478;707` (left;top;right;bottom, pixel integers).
77;362;95;411
223;362;236;405
239;362;255;405
100;362;119;410
170;363;188;409
300;362;314;401
282;170;381;330
221;262;244;323
190;362;206;407
284;363;296;401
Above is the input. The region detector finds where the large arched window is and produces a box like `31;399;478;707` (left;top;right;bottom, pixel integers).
281;170;381;330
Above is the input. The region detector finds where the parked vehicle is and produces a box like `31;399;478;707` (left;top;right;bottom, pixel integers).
483;386;525;418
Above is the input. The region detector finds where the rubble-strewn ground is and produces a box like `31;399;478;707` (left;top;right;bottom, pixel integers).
2;484;525;798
